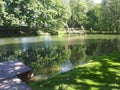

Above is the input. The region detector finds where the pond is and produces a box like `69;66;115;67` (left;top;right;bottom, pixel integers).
0;35;120;80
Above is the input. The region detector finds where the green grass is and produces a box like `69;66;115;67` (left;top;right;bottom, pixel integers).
28;51;120;90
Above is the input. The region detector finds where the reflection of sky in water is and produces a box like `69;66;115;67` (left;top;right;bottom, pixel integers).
21;38;30;52
61;60;73;72
44;36;52;48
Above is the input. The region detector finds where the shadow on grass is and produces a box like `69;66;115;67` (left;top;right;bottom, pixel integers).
29;51;120;90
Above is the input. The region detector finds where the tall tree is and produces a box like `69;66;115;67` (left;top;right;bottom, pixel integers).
37;0;70;31
101;0;120;33
86;4;101;30
68;0;88;28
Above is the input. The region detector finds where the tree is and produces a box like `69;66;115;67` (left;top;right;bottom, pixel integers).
0;0;6;26
2;0;42;27
37;0;70;32
86;4;101;30
101;0;120;33
68;0;88;28
0;0;69;36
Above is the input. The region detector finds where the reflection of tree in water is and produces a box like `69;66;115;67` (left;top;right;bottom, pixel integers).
86;39;120;56
85;43;98;56
22;46;71;75
98;39;120;54
68;45;87;65
0;49;22;62
0;46;71;75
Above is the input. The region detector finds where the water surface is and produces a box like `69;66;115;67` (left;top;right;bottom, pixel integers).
0;35;120;80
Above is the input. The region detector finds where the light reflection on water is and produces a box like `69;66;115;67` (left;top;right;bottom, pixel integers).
61;60;73;72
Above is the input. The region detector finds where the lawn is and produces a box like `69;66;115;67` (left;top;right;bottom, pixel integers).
28;51;120;90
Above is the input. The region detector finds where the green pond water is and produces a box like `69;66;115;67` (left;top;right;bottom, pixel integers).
0;35;120;80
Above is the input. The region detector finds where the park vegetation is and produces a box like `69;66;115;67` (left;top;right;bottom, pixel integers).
0;0;120;37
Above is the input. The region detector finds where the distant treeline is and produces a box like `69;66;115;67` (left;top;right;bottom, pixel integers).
0;0;120;37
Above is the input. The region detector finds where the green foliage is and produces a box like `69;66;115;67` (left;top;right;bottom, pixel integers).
86;4;101;30
37;0;70;32
66;0;120;34
100;0;120;33
1;0;120;36
2;0;44;27
68;0;88;27
0;0;69;36
0;0;6;25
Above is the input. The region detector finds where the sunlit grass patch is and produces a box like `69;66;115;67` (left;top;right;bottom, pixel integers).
108;62;120;66
55;84;76;90
80;62;102;67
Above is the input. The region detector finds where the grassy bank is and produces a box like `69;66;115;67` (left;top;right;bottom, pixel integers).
29;51;120;90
